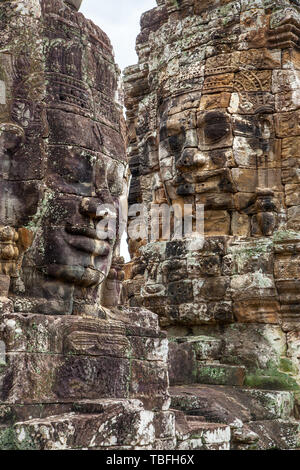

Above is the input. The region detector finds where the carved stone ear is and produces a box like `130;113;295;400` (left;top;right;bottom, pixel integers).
65;0;82;11
101;257;125;308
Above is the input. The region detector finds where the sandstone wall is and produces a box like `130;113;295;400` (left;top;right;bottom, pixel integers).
124;0;300;449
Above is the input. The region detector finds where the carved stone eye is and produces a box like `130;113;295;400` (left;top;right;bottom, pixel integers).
203;112;230;143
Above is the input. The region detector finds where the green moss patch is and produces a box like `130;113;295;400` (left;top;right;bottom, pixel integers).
245;369;299;392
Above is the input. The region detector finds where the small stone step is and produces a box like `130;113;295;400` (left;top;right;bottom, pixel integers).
197;364;246;386
6;399;157;450
244;373;299;391
244;420;300;450
170;385;299;450
173;410;230;451
170;385;295;423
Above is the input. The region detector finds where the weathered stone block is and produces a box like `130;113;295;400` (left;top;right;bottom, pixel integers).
285;184;300;207
129;359;169;401
153;411;176;439
11;400;157;450
287;205;300;230
233;299;280;324
194;277;230;301
0;352;131;403
232;168;282;192
275;110;300;137
187;255;221;278
129;336;168;362
168;336;223;385
231;273;277;300
220;324;287;372
0;314;128;356
197;364;246;387
275;254;300;279
204;210;231;235
178;303;211;324
167;281;194;305
170;385;294;423
177;422;231;451
246;420;300;450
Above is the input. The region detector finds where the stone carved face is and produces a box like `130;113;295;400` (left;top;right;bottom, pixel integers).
125;1;300;329
157;66;282;238
0;0;127;313
28;142;127;289
159;92;234;215
0;29;46;286
124;3;300;241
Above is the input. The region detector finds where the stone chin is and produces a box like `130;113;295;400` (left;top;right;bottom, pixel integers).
45;264;106;288
64;0;83;11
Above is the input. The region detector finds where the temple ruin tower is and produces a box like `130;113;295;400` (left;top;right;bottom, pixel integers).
0;0;175;450
124;0;300;449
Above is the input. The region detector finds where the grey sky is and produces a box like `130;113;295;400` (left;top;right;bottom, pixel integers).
81;0;157;71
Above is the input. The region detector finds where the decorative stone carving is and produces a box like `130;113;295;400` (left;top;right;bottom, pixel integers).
0;0;172;451
124;0;300;450
2;0;300;452
0;0;129;317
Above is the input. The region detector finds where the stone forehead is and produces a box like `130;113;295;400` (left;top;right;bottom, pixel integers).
125;0;300;101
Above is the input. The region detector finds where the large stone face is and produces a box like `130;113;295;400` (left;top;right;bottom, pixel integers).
0;0;129;316
124;0;300;333
1;0;300;452
124;0;300;449
0;0;173;451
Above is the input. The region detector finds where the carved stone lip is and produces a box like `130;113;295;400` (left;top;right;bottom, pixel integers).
65;225;99;240
65;224;115;248
66;235;110;257
65;225;112;257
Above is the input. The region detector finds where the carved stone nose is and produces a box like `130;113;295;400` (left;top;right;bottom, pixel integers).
176;149;206;169
176;150;194;168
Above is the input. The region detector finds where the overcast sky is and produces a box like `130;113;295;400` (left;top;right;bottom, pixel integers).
81;0;157;71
